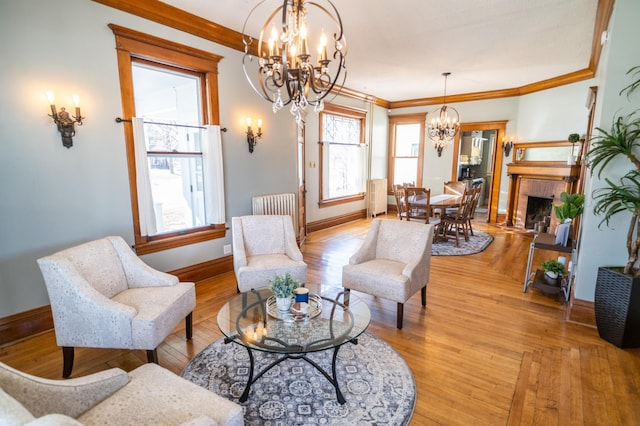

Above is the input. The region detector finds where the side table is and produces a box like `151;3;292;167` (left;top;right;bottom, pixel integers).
524;233;576;302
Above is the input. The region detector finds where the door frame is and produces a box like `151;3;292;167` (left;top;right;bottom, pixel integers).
451;120;507;223
297;120;307;245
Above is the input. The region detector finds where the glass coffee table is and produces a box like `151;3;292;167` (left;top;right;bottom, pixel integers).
217;284;371;404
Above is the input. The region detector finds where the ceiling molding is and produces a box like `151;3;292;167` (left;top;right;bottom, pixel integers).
589;0;616;71
389;87;521;110
93;0;248;52
93;0;615;108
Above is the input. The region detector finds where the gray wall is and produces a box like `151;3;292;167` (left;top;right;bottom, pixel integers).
0;0;298;317
0;0;635;317
574;0;640;301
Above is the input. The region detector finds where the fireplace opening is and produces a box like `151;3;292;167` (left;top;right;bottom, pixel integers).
525;196;552;229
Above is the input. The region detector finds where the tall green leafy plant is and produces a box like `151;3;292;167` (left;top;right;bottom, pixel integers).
588;66;640;276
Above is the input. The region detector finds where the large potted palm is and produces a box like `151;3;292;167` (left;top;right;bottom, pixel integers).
588;65;640;348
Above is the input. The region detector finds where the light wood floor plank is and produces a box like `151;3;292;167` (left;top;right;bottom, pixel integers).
1;215;639;425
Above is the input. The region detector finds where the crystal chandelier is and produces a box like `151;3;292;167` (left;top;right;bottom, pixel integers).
427;72;460;157
242;0;347;124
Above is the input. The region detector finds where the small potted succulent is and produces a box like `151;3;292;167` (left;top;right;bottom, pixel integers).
269;272;300;311
541;259;565;285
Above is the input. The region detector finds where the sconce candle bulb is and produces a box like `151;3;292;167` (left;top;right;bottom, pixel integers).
246;117;263;153
502;136;514;157
47;91;85;148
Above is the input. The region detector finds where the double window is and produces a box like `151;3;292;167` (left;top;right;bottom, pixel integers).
319;104;367;207
111;25;225;254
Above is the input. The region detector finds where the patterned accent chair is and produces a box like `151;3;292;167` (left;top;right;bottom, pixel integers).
342;219;434;329
0;361;244;425
232;215;307;292
37;236;195;378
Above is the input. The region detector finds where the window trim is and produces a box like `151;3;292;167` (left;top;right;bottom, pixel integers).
388;113;426;193
318;103;367;208
110;24;225;255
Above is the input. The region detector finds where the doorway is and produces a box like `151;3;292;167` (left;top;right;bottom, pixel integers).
451;121;507;223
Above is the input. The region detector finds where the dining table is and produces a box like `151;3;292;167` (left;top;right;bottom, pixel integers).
407;193;461;209
429;193;462;209
405;192;462;220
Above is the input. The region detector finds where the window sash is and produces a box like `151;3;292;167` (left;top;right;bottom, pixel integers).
319;104;367;206
388;114;425;189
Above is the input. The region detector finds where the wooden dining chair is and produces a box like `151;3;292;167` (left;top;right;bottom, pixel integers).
393;185;408;220
438;187;479;246
439;180;467;217
404;187;441;227
466;183;483;236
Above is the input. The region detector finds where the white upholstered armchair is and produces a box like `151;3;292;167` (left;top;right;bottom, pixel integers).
232;215;307;292
37;236;195;378
342;219;434;329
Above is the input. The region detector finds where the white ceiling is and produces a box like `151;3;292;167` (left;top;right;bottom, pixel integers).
160;0;600;102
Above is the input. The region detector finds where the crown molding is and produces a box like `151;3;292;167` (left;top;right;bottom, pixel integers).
93;0;614;109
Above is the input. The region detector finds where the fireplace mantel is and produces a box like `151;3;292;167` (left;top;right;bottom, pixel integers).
505;161;581;227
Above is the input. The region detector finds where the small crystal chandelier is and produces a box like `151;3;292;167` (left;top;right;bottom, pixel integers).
242;0;347;124
427;72;460;157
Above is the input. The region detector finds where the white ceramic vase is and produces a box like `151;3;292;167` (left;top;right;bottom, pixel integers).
276;297;292;312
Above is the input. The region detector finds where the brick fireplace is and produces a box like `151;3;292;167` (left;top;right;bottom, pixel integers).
505;161;581;232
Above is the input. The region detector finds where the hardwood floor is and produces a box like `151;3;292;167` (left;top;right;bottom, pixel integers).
1;216;639;424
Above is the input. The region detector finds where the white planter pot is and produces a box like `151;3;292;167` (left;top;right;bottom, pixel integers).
545;271;558;280
276;297;292;312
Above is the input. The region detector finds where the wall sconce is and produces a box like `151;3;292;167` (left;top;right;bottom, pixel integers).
246;117;263;153
47;92;84;148
502;136;514;157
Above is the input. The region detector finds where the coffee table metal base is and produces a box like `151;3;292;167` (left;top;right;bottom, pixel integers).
224;336;358;404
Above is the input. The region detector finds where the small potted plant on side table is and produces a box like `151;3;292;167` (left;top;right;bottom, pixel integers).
269;272;300;312
553;191;585;242
541;259;565;286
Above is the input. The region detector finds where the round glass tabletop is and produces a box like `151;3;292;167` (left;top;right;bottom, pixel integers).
217;284;371;354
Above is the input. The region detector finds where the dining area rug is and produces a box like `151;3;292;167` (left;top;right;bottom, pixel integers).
181;332;416;425
432;229;494;256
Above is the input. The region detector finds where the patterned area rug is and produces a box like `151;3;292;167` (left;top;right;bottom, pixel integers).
181;332;415;425
432;229;494;256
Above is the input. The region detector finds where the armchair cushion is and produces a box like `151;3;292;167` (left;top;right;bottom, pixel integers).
0;387;35;425
232;216;307;292
111;283;195;349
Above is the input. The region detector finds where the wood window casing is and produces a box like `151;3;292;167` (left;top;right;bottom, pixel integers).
110;24;225;255
318;104;367;208
387;114;426;192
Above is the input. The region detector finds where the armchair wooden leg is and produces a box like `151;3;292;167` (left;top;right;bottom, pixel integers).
185;312;193;340
421;286;427;307
146;349;158;364
62;346;74;379
397;303;404;329
343;288;350;307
